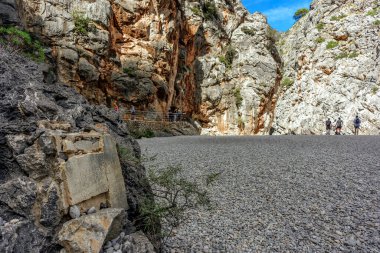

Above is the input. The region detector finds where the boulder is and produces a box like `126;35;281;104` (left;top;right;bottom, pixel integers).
58;208;126;253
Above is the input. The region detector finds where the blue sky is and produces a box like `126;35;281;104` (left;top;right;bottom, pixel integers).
241;0;312;32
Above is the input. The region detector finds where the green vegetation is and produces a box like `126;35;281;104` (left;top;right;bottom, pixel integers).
373;20;380;26
233;87;243;108
348;51;359;58
190;7;202;17
0;26;45;62
202;1;218;21
129;128;155;139
72;11;91;35
139;166;211;239
123;67;137;77
372;86;379;94
335;51;359;60
281;77;294;88
241;26;256;36
367;8;378;16
330;14;347;21
268;27;280;43
219;46;237;69
326;40;339;49
293;8;309;21
315;37;325;43
316;23;325;31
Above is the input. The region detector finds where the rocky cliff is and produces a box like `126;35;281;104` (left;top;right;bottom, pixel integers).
0;45;158;252
7;0;281;135
273;0;380;135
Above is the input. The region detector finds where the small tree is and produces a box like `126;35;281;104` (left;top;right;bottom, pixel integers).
293;8;309;21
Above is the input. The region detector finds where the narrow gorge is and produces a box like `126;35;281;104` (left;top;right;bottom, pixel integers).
0;0;379;252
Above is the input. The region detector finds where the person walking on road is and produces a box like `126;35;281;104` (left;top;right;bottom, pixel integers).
335;117;343;135
353;115;361;135
325;118;332;135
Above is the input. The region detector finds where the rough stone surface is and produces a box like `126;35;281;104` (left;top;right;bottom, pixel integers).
273;0;380;135
58;208;125;253
13;0;281;135
0;45;158;250
140;136;380;252
102;231;155;253
69;205;80;219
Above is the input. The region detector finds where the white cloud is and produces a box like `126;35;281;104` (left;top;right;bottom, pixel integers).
263;1;310;22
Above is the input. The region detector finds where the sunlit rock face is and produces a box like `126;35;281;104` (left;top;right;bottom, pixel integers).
273;0;380;135
13;0;281;135
12;0;378;135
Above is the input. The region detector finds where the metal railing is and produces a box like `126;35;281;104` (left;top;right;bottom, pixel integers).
117;109;189;123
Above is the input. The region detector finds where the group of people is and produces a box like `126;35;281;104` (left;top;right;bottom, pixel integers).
325;115;361;135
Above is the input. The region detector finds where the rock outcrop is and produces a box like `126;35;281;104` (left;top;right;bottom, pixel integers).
0;46;158;251
273;0;380;135
9;0;281;135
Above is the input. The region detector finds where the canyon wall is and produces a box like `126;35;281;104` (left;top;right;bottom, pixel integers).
273;0;380;135
12;0;281;135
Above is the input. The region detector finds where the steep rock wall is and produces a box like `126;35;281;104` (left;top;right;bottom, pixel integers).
274;0;380;135
12;0;281;135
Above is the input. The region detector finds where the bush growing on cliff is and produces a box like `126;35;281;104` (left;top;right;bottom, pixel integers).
72;11;91;35
315;37;325;43
367;8;378;16
123;67;137;77
372;86;379;94
281;77;294;88
316;23;325;31
373;20;380;26
219;46;237;69
0;26;45;62
326;40;339;49
241;26;256;36
330;14;347;21
202;1;219;21
293;8;309;21
268;27;280;43
233;87;243;108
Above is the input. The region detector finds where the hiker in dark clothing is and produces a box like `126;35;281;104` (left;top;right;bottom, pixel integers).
325;118;332;135
335;117;343;135
353;115;361;135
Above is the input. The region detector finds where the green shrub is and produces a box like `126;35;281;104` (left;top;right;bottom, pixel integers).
268;27;280;43
139;166;211;238
123;67;137;77
293;8;309;21
326;40;339;49
316;23;325;31
367;9;377;16
281;77;294;88
241;26;256;36
0;26;45;62
130;128;155;139
191;7;202;16
219;46;237;69
202;1;218;21
372;86;379;94
348;51;359;58
233;87;243;108
373;20;380;26
72;11;91;35
335;52;349;59
315;37;325;43
330;14;347;21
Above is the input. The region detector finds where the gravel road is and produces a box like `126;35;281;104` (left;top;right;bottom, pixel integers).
138;136;380;252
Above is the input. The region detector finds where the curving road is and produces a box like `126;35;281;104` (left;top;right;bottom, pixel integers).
138;136;380;252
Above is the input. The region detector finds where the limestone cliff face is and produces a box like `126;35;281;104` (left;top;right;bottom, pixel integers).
273;0;380;135
12;0;281;135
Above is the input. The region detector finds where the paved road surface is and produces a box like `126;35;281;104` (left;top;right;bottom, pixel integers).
138;136;380;252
